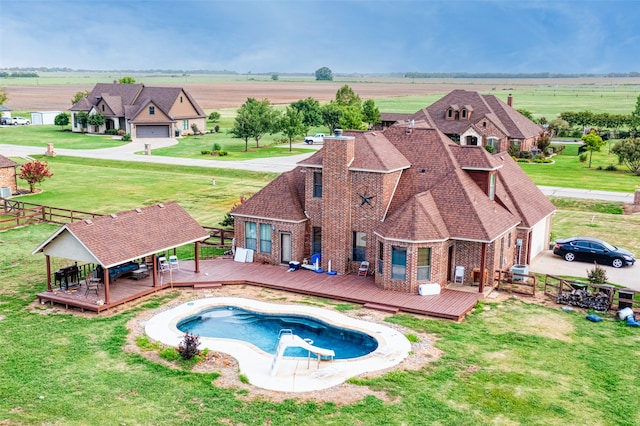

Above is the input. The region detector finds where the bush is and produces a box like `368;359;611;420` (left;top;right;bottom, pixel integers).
121;133;131;142
201;150;211;155
212;143;222;151
518;150;533;159
605;164;618;171
214;124;220;133
550;143;565;153
485;145;495;153
587;262;608;284
159;347;180;361
178;332;201;360
117;129;126;136
507;144;520;157
544;147;554;156
105;129;119;135
516;158;530;163
217;150;228;156
579;153;588;163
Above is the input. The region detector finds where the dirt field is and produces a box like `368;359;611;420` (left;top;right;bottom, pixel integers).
5;77;634;112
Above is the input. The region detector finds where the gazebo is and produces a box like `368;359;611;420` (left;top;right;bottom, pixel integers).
33;202;210;309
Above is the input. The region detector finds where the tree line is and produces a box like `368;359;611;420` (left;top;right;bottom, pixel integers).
230;85;381;152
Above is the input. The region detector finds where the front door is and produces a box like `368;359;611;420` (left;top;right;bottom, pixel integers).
280;233;292;264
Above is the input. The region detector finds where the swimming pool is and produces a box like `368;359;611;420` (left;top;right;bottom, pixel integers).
145;297;412;392
177;306;379;359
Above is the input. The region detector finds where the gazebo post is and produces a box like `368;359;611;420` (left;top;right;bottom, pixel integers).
46;255;52;292
194;242;201;273
152;254;158;288
104;269;110;304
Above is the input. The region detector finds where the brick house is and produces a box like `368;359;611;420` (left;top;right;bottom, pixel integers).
408;89;545;153
232;121;555;293
70;83;206;138
0;154;19;196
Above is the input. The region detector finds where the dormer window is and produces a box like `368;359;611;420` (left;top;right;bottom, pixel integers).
461;109;467;119
447;109;454;119
149;106;155;115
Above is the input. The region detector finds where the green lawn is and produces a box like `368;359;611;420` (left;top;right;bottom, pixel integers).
519;143;640;193
12;156;277;226
0;123;126;149
1;224;639;425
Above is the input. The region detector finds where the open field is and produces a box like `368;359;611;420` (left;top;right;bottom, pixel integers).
3;75;640;116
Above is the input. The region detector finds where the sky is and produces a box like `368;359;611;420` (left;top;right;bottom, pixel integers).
1;0;639;74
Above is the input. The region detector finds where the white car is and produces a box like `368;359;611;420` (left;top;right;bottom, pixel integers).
12;117;30;125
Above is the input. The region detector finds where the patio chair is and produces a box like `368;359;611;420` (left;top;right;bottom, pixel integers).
168;255;180;270
454;266;464;284
357;261;370;277
158;256;169;273
84;275;100;297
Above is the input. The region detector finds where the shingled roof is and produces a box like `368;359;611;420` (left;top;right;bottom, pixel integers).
69;83;205;120
0;154;18;169
33;202;209;268
409;89;543;139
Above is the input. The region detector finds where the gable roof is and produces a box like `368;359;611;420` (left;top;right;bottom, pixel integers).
0;154;18;169
410;89;543;139
232;169;306;222
33;202;209;268
69;83;205;120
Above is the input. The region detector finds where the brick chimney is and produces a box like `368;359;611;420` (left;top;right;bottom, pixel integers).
322;129;354;274
507;93;513;107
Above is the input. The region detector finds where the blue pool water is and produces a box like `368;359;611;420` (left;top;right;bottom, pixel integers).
177;306;378;359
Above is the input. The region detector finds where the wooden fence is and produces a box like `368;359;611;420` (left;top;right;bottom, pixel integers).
1;199;103;231
543;274;639;311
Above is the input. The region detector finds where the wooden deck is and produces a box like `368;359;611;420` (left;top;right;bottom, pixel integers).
37;259;482;320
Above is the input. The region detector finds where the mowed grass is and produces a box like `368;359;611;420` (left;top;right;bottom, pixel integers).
521;144;640;193
2;224;639;425
0;123;127;149
12;156;277;226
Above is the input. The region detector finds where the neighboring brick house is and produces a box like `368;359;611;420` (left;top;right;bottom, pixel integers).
232;122;555;293
69;83;206;138
381;90;544;153
0;154;19;196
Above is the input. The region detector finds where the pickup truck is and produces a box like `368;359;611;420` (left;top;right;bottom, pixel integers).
304;133;325;144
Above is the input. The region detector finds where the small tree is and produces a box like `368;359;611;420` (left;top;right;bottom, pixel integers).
86;112;105;132
612;137;640;175
54;112;70;130
71;90;90;105
119;76;136;84
191;123;200;136
208;111;221;122
76;111;89;132
0;87;8;106
279;106;308;151
18;160;53;193
290;97;323;129
587;262;608;284
320;102;343;135
177;332;200;360
581;130;605;168
362;99;381;129
315;67;333;81
271;74;279;81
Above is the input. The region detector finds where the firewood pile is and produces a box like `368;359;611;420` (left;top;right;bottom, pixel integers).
557;287;611;311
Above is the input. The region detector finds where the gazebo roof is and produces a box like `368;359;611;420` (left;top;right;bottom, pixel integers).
33;202;209;268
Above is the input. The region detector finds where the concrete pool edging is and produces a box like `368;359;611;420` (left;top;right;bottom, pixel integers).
145;297;412;392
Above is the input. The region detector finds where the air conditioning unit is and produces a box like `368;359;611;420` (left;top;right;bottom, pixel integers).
0;187;11;198
510;264;529;282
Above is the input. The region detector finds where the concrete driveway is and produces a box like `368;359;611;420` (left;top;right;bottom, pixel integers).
530;250;638;291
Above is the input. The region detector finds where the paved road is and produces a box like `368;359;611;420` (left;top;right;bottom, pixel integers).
0;139;319;173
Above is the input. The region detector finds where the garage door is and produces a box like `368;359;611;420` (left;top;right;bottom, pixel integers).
529;216;550;261
136;125;170;138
